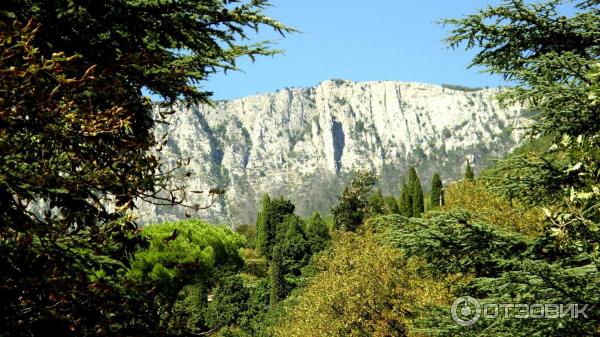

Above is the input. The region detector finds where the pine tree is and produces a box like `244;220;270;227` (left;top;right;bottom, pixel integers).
411;173;424;217
430;173;444;207
269;245;286;306
306;212;331;254
464;159;474;180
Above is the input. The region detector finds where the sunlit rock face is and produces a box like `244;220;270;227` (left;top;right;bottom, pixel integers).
137;80;527;226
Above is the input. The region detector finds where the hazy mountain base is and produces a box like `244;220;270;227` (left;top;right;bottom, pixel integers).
136;80;528;226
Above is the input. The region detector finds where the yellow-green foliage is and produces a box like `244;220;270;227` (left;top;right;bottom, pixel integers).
128;220;245;287
442;180;545;236
273;231;454;337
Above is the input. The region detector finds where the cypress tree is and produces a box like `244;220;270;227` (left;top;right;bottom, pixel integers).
400;182;413;217
255;195;295;259
269;245;285;306
430;173;444;207
465;159;475;180
280;215;310;275
411;174;424;217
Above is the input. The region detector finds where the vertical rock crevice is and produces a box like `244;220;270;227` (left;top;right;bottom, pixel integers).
331;119;345;174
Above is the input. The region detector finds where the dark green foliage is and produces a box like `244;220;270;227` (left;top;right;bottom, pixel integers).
430;173;444;207
255;195;295;259
383;196;401;214
128;220;245;335
400;167;425;217
0;1;289;335
367;188;386;215
239;279;270;335
384;212;529;277
168;284;209;336
306;212;331;254
255;194;271;256
269;245;286;306
1;0;292;105
444;0;600;138
205;276;250;330
464;159;474;180
411;173;425;217
0;21;157;337
331;171;378;231
441;84;483;91
412;1;600;335
399;181;413;217
279;215;310;275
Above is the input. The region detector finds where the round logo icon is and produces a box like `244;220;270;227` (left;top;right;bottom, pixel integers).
451;296;481;326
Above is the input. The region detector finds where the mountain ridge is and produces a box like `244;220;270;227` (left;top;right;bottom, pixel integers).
137;79;528;225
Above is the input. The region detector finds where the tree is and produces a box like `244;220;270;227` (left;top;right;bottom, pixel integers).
367;188;385;215
411;173;424;217
279;215;310;275
399;181;413;217
331;171;378;231
383;196;401;214
255;194;271;257
205;275;250;331
430;173;444;207
306;212;331;254
442;180;544;236
269;245;286;307
464;159;475;180
0;21;155;336
408;1;600;334
0;1;290;334
255;195;296;259
127;220;246;334
274;230;453;337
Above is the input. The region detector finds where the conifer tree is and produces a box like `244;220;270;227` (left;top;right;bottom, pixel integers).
331;171;377;231
306;212;331;254
411;173;425;217
269;245;286;306
430;173;444;207
367;188;385;215
464;159;475;180
255;195;295;259
400;182;413;217
0;3;291;334
383;196;401;214
407;1;600;334
280;215;310;275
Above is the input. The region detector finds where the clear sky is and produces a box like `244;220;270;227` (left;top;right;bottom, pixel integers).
202;0;508;100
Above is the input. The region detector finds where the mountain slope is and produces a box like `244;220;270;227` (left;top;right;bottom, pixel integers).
138;80;528;225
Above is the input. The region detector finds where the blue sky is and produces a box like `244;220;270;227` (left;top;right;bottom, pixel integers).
203;0;507;100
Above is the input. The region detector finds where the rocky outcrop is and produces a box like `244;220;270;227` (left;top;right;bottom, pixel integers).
137;80;527;225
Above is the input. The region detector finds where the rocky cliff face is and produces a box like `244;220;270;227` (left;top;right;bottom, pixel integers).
137;80;528;225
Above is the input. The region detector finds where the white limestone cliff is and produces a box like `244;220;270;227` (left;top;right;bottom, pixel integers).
137;80;527;225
